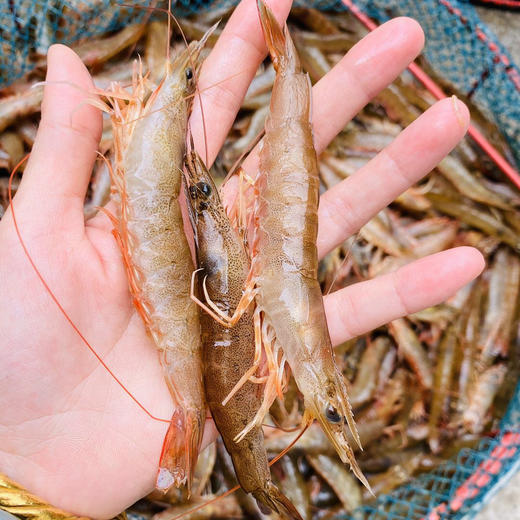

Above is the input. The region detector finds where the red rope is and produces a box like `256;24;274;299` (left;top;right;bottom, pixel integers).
422;431;520;519
340;0;520;190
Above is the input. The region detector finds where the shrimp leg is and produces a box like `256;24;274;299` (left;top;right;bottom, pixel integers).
190;268;258;327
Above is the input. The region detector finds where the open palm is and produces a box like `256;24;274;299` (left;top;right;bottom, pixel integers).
0;0;484;518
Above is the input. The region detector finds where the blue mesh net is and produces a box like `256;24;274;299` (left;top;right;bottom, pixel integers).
2;1;520;519
343;385;520;519
337;0;520;179
0;1;147;81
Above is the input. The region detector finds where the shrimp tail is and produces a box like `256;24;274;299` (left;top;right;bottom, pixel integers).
157;408;204;494
252;481;304;520
257;0;299;72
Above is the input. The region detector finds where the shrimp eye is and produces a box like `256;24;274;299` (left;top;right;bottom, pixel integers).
189;185;198;199
325;405;342;423
185;68;193;81
196;181;211;198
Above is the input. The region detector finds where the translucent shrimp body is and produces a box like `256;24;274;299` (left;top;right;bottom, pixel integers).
251;0;369;489
107;37;211;492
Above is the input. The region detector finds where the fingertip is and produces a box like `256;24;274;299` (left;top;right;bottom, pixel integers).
387;16;425;54
47;43;67;58
378;16;425;56
46;43;91;87
416;97;469;150
425;246;485;292
334;16;427;105
452;96;470;132
47;43;73;61
452;245;486;278
395;247;485;308
42;43;101;140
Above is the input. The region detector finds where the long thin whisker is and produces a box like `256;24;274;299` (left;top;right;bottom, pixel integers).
114;71;246;127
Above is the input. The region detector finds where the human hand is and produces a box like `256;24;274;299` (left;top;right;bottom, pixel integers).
0;0;484;518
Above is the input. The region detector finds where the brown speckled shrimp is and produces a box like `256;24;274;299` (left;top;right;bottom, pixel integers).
185;146;302;520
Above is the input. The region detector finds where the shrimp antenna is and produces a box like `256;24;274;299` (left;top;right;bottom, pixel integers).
223;128;265;186
169;423;310;520
7;154;170;425
325;246;354;296
178;18;215;170
197;77;210;168
167;0;172;64
118;2;190;52
262;423;301;432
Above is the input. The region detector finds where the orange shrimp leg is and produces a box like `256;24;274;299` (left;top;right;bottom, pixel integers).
190;268;258;327
222;306;264;405
233;316;287;443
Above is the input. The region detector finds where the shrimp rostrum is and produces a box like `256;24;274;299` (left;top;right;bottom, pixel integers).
101;28;215;492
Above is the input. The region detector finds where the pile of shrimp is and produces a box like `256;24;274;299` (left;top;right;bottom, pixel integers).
1;3;520;520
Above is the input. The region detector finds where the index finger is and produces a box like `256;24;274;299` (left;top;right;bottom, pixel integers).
189;0;292;165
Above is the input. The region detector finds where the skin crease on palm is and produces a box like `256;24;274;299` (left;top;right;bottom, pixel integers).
0;0;485;518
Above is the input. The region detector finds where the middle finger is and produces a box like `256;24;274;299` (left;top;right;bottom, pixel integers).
317;96;469;257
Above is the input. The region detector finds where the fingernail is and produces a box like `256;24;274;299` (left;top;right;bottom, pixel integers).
451;95;466;129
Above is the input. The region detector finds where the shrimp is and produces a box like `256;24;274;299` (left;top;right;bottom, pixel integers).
479;247;520;365
104;30;214;492
428;325;458;453
0;86;43;133
307;453;362;512
462;364;507;434
243;0;369;489
389;319;433;390
275;456;311;519
349;337;391;409
363;451;424;500
184;146;302;520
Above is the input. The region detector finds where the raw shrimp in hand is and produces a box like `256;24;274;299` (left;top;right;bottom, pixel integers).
0;0;484;518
